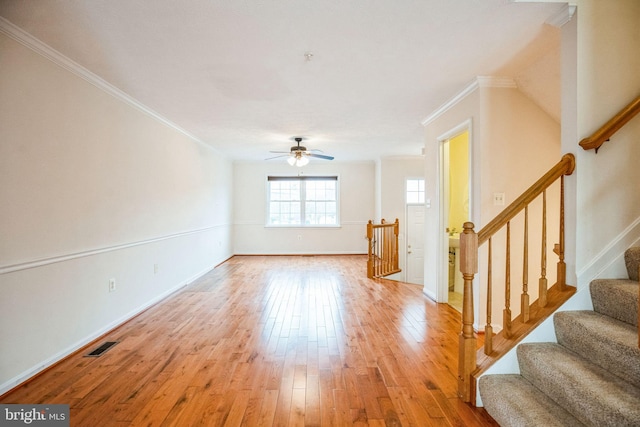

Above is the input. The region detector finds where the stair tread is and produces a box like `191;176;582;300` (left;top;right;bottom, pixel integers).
480;249;640;425
590;278;639;326
518;342;640;427
625;246;640;281
554;310;640;388
479;374;585;427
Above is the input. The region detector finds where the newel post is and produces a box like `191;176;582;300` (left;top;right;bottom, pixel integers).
367;220;374;279
458;221;478;402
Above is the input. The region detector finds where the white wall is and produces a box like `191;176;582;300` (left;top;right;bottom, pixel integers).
0;32;233;393
233;161;374;254
574;0;640;283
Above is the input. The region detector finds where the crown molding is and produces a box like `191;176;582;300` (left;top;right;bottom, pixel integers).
421;76;517;127
545;3;577;28
0;17;215;151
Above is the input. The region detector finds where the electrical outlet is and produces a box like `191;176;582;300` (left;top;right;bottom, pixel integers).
493;192;505;206
154;264;159;274
109;278;116;292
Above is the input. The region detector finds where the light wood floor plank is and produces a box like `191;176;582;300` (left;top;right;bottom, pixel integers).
1;255;496;426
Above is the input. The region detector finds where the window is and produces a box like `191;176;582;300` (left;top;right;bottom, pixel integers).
406;178;425;204
267;176;339;226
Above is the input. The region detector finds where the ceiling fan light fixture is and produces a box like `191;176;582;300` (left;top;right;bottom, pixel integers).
287;153;309;167
267;136;333;166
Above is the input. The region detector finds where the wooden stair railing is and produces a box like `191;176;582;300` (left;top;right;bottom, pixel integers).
367;218;401;279
579;95;640;152
457;154;576;403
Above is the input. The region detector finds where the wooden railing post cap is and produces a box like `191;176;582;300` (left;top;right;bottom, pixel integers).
460;222;478;274
562;153;576;175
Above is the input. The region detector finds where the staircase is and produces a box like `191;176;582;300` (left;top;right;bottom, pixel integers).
479;247;640;426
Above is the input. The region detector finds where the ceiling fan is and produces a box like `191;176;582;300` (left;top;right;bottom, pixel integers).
266;137;334;167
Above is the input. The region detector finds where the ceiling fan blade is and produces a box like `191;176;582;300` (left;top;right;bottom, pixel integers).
265;154;291;160
308;153;334;160
269;150;291;154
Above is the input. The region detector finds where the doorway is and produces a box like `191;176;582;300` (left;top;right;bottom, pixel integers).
439;125;471;311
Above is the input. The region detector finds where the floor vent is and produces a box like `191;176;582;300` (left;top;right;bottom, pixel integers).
85;341;119;357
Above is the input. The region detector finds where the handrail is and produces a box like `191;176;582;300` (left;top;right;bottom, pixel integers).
478;154;576;244
457;153;576;404
579;95;640;152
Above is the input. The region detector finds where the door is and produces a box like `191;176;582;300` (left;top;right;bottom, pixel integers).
406;205;425;285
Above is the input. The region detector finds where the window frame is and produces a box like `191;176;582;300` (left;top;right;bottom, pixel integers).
265;175;341;228
406;177;425;205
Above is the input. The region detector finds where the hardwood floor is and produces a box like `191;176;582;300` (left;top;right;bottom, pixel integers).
1;255;497;426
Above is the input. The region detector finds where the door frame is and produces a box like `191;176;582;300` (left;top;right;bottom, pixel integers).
436;119;474;303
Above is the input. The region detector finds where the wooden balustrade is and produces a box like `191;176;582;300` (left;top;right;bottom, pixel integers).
457;154;575;403
367;219;401;279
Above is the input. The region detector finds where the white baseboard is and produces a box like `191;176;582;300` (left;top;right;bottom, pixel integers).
577;216;640;285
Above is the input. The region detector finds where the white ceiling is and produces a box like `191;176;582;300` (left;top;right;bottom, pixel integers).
0;0;566;162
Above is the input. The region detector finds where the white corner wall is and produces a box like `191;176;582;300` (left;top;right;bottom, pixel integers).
574;0;640;284
0;32;234;393
233;161;374;254
423;82;561;327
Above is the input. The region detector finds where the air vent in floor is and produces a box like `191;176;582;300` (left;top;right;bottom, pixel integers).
85;341;118;357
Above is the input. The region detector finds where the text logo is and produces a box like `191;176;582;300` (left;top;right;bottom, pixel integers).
0;405;69;427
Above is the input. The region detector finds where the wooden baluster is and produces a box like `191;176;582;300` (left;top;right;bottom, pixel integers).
458;222;478;403
539;190;548;307
367;220;374;278
380;225;384;276
380;226;384;276
557;176;566;290
385;219;390;275
394;219;400;271
504;221;512;338
376;226;381;277
521;206;530;323
484;237;493;355
385;226;390;275
373;226;378;277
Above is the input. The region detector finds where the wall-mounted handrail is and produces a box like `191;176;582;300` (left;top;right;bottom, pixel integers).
579;95;640;152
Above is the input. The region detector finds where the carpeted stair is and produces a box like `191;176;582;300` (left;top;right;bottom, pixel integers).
479;247;640;426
